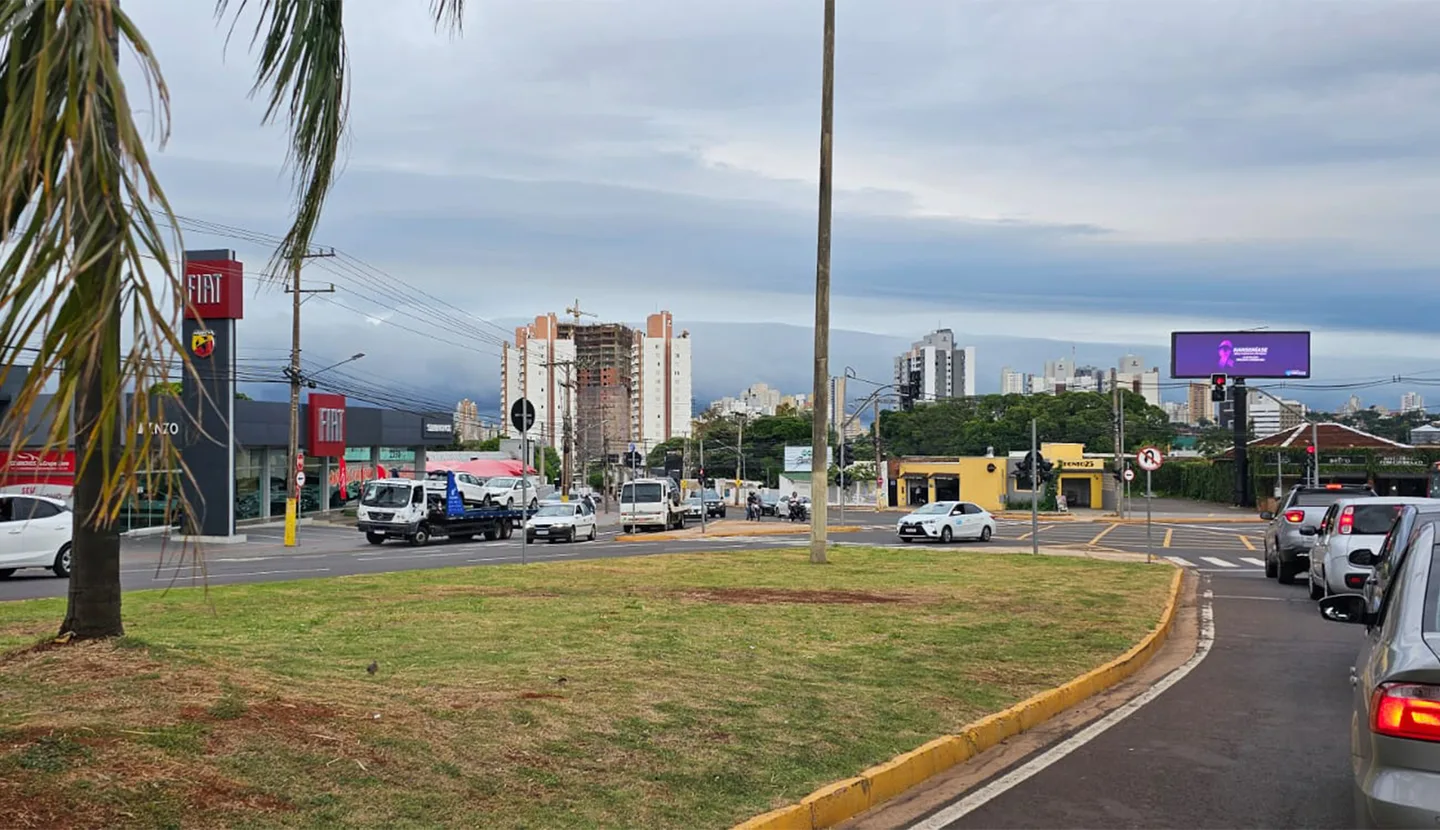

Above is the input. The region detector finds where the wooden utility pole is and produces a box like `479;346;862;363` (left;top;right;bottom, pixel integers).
543;358;578;498
873;397;883;509
809;0;836;565
284;249;335;547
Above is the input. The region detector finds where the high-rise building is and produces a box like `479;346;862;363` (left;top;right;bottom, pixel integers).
454;398;484;443
1000;367;1029;396
501;314;577;444
1401;392;1426;414
895;329;975;402
631;311;692;448
1186;382;1211;426
557;320;636;462
1162;401;1189;424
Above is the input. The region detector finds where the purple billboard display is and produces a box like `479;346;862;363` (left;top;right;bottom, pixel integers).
1170;331;1311;379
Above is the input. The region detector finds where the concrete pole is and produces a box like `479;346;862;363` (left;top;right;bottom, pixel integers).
808;0;836;565
284;255;301;547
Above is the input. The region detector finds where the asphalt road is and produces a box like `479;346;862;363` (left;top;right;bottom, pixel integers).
905;559;1360;828
0;511;1272;601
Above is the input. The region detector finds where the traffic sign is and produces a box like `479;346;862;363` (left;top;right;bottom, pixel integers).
510;398;536;433
295;472;307;487
296;452;304;473
1136;446;1164;472
1122;468;1135;483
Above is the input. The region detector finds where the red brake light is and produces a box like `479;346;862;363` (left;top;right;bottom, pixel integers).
1326;483;1343;490
1338;505;1354;535
1371;683;1440;742
1285;510;1305;523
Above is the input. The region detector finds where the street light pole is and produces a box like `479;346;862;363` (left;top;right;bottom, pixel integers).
809;0;836;565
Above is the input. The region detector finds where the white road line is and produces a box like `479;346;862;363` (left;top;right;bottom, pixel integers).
1240;557;1264;567
152;567;330;581
1211;595;1285;601
909;589;1216;830
1164;556;1194;568
1200;556;1238;568
214;556;269;563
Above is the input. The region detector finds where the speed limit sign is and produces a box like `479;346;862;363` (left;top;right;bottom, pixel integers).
1122;468;1135;483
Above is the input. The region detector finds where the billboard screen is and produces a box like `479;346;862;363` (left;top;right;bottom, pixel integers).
1170;331;1311;379
784;445;834;472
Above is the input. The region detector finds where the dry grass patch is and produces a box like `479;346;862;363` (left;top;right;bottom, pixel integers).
0;547;1174;829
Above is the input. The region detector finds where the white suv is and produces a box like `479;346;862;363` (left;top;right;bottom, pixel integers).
620;478;684;532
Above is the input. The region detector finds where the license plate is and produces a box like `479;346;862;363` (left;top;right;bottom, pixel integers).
534;528;548;535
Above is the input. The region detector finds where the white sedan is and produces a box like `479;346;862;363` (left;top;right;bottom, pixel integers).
896;501;996;543
524;502;598;543
0;494;73;578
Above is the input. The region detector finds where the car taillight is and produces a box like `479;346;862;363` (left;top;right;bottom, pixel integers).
1372;683;1440;742
1345;574;1366;589
1338;506;1354;535
1285;510;1305;523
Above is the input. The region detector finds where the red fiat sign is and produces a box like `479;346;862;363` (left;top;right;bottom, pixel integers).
307;393;346;457
183;257;245;320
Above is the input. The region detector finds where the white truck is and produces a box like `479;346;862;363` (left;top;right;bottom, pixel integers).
620;477;685;532
357;473;530;546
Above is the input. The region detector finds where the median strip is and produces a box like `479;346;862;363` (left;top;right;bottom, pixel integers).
616;520;864;543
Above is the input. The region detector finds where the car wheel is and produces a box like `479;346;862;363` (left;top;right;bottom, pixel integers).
587;524;596;541
52;544;71;578
1276;556;1296;585
1264;547;1278;578
623;525;633;534
483;529;498;541
0;568;14;580
940;526;953;544
980;525;993;542
409;526;430;547
526;533;536;544
1308;575;1324;601
365;532;385;546
899;537;913;543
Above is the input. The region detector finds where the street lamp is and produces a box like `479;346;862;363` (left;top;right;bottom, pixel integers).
309;352;365;379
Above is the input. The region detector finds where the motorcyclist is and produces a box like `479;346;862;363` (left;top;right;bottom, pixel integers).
746;491;760;521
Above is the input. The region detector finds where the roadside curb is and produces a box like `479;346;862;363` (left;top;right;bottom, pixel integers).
1105;516;1259;525
732;566;1185;830
615;526;864;543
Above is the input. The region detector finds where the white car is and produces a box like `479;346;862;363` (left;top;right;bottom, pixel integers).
424;469;491;506
480;476;550;510
897;501;995;543
525;502;597;543
0;495;73;578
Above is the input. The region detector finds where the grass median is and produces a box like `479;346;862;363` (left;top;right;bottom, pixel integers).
0;547;1173;829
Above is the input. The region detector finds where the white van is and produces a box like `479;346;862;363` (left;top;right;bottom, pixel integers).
620;478;684;532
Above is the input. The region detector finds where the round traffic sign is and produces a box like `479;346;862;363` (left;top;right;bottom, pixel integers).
295;472;307;487
1122;468;1135;482
510;397;536;433
1136;446;1164;472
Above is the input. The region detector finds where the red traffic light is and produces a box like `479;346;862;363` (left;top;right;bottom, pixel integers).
1210;373;1228;387
1306;445;1315;455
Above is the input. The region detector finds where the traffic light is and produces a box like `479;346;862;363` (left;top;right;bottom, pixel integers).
1210;373;1228;402
1036;453;1055;483
1015;452;1035;490
1304;445;1316;480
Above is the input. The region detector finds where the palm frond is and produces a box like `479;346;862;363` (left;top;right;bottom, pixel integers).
216;0;464;275
0;0;196;538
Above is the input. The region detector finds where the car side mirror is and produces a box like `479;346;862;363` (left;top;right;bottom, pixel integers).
1317;594;1368;625
1298;526;1318;537
1348;549;1377;567
1259;512;1275;521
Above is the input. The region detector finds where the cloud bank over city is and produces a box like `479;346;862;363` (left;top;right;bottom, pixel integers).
125;0;1440;415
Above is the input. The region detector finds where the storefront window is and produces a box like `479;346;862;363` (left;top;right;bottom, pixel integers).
235;447;262;521
379;447;415;478
301;454;323;515
340;447;375;503
266;447;289;518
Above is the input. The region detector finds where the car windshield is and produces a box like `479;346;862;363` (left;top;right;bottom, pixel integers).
1351;504;1409;535
703;490;720;500
535;505;573;517
487;477;517;489
622;483;663;503
362;482;413;507
912;503;952;515
685;496;702;504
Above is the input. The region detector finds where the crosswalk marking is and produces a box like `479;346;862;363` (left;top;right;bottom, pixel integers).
1241;557;1264;567
1201;556;1238;568
1166;556;1194;567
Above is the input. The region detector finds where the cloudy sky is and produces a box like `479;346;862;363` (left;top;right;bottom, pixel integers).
122;0;1440;419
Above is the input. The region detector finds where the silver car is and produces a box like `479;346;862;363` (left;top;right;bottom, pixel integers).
1318;519;1440;828
1306;497;1434;600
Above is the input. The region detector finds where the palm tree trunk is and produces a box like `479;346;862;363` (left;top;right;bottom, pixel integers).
59;0;125;640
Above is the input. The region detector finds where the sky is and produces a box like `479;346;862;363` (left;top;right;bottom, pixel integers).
116;0;1440;421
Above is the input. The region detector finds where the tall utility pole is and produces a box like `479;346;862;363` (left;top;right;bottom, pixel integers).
809;0;836;565
1110;368;1121;515
543;359;577;499
873;398;883;509
1232;378;1251;506
284;249;336;547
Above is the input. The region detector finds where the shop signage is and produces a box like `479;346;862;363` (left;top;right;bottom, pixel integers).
307;393;346;457
423;420;453;436
0;450;76;477
183;256;245;320
343;447;372;462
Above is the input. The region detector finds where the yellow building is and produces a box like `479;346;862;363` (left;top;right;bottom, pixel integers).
894;442;1105;512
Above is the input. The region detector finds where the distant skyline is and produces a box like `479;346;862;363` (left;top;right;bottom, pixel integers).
110;0;1440;423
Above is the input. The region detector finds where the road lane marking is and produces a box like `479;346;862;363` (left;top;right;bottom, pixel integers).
1164;556;1194;567
1200;557;1238;568
1241;557;1264;567
1238;535;1256;551
1211;595;1286;601
1088;523;1120;546
910;589;1216;829
152;567;330;581
214;557;269;563
1162;528;1173;548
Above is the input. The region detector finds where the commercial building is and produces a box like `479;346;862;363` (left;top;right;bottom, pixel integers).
889;442;1105;513
501;313;577;446
895;329;976;402
557;320;636;465
453;398;496;443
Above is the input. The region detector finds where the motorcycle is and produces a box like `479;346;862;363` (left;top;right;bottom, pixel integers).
787;499;809;522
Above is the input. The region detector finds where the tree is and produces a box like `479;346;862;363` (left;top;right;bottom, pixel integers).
148;381;183;396
0;0;466;640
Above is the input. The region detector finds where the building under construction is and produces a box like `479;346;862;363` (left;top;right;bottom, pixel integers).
556;320;635;467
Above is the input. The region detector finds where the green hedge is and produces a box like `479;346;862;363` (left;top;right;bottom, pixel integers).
1152;448;1440;504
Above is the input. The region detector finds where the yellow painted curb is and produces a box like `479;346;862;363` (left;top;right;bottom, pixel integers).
732;566;1185;830
615;526;863;543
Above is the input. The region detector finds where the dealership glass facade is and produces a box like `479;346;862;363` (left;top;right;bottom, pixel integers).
236;448;263;521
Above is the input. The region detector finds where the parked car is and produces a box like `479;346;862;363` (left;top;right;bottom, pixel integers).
758;492;780;516
524;501;597;544
0;495;72;578
478;475;550;510
682;495;704;522
1262;483;1376;584
1306;497;1434;600
1315;516;1440;828
897;500;995;543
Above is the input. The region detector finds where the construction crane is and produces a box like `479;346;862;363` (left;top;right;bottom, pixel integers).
565;299;597;327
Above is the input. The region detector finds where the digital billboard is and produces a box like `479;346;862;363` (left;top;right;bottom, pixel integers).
1170;331;1311;379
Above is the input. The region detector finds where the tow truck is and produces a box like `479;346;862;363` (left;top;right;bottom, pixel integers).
356;471;533;546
